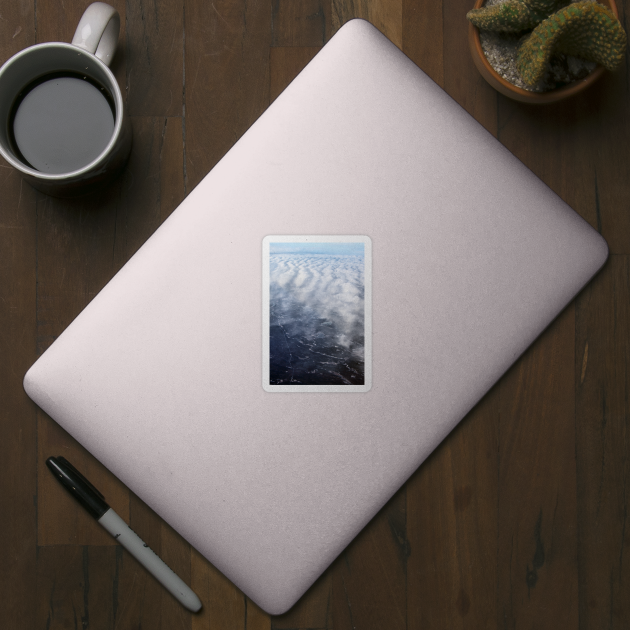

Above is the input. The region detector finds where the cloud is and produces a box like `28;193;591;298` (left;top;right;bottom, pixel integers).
269;253;365;353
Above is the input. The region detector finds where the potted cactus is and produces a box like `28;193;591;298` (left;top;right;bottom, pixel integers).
467;0;627;103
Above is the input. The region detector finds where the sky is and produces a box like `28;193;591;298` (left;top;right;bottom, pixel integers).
269;241;364;256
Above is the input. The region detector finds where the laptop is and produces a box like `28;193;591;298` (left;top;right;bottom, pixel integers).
23;19;608;614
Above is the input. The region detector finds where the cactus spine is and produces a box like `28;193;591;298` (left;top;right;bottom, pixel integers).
516;1;627;85
467;0;568;33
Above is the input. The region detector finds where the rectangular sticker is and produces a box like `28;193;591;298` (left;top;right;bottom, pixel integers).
263;235;372;392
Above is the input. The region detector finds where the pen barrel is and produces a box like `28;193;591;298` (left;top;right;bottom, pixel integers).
98;508;202;612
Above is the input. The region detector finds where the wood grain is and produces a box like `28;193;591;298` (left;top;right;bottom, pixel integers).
494;66;630;258
331;486;408;630
111;116;185;270
0;4;38;629
271;0;332;46
270;47;322;102
271;573;332;629
584;72;630;254
1;0;629;627
332;0;403;48
36;545;119;630
576;256;630;629
190;549;247;630
497;305;579;629
125;0;184;117
0;149;38;630
407;392;499;629
35;0;127;95
403;0;444;87
443;0;498;131
184;0;271;191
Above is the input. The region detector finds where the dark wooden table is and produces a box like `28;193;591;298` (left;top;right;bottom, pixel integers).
1;0;628;628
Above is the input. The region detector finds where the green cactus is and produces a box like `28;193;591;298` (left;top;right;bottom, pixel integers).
467;0;568;33
517;1;627;85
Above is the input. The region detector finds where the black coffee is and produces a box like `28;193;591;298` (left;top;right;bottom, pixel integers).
10;73;115;174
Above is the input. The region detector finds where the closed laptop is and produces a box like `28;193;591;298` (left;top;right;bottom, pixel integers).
24;19;608;614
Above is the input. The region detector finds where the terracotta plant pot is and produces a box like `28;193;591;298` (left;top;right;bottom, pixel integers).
468;0;619;103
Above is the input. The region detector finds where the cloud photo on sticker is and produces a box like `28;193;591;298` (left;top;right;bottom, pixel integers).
268;241;365;386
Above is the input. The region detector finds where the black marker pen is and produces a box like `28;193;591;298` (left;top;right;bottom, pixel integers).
46;456;202;612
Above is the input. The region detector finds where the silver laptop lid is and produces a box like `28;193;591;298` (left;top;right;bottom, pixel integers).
24;19;607;614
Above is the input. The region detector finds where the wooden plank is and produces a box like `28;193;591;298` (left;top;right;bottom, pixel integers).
575;256;630;629
184;0;272;192
271;0;332;46
36;0;121;44
490;28;627;627
126;0;183;117
0;137;38;630
112;116;185;270
496;97;597;221
494;64;629;258
583;72;630;254
0;4;38;629
36;545;118;630
33;186;121;354
0;0;36;54
331;0;402;48
407;392;499;629
492;69;617;630
159;117;187;220
248;600;272;630
35;0;127;92
271;573;332;629
270;47;321;103
402;0;444;88
331;486;407;630
190;549;247;630
497;305;578;628
443;0;497;131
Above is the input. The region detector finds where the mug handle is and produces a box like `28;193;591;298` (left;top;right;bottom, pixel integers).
71;2;120;67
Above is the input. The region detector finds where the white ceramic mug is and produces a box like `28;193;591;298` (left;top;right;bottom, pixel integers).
0;2;131;197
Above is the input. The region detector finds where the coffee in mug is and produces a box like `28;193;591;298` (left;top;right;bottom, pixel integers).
11;72;116;174
0;2;131;197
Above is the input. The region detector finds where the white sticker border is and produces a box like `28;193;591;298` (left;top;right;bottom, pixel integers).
262;235;372;393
